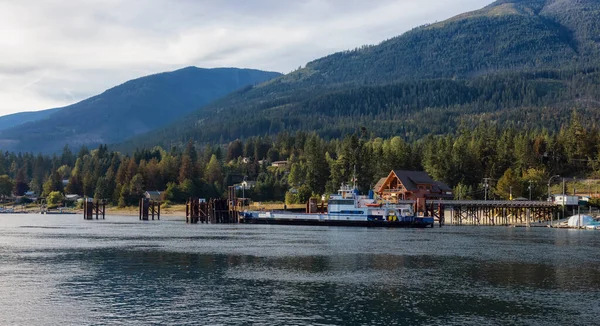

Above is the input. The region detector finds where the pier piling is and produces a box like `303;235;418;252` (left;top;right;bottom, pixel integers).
83;198;105;220
139;198;160;220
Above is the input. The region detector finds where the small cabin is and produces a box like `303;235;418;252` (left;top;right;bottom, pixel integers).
144;190;163;201
65;194;81;202
271;161;289;168
374;170;452;201
234;180;256;190
552;195;579;206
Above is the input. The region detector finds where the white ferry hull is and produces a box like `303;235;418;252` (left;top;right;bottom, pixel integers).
241;211;435;228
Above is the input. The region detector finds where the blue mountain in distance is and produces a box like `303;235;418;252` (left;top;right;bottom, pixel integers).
0;108;61;131
0;67;281;153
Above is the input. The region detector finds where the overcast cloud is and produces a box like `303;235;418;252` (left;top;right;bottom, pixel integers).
0;0;492;115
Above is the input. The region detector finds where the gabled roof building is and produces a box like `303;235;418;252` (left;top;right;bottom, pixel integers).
373;170;453;201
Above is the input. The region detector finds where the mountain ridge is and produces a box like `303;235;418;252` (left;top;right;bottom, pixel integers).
0;108;61;131
118;0;600;151
0;67;281;153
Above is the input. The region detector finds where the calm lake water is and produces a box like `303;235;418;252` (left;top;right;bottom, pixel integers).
1;214;599;325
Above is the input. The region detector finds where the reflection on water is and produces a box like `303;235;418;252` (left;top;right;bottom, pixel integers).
1;214;599;325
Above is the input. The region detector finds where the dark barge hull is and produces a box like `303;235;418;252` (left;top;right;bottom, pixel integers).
240;218;435;228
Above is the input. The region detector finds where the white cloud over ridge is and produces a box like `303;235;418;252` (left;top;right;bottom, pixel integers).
0;0;492;115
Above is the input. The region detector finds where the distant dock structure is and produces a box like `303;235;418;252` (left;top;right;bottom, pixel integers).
139;191;162;220
83;198;105;220
186;187;241;224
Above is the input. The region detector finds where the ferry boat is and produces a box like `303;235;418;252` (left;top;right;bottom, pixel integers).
240;184;435;228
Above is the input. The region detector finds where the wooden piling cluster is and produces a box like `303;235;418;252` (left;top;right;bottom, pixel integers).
423;201;445;227
306;198;327;213
139;198;160;220
83;198;105;220
186;198;239;224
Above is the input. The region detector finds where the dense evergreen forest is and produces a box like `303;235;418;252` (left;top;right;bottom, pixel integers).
120;68;600;151
2;113;600;207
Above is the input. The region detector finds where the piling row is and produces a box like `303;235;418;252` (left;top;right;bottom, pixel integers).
186;198;238;224
83;198;105;220
139;198;160;220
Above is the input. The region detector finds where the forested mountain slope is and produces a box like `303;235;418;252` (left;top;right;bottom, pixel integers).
0;108;61;131
0;67;280;153
121;0;600;151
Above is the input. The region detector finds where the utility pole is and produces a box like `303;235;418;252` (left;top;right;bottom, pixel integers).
242;175;247;210
562;178;566;220
548;175;560;201
483;178;491;201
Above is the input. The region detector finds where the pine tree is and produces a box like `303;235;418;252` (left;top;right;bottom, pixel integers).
0;175;14;200
178;155;194;184
204;155;222;185
226;140;243;162
13;168;29;196
129;173;145;199
495;168;522;200
304;135;328;194
94;177;109;201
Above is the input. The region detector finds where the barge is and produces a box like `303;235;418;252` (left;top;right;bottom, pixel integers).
240;184;435;228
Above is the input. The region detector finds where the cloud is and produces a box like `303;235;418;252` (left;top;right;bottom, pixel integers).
0;0;493;115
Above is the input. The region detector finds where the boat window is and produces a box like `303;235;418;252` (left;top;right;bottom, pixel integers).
329;199;355;205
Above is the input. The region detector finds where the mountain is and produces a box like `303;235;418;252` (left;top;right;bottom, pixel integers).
0;108;61;131
120;0;600;150
0;67;281;153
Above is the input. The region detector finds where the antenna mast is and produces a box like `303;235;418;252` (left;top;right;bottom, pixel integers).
353;164;357;189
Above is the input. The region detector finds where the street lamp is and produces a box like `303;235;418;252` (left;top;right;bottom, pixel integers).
547;175;560;201
242;175;248;209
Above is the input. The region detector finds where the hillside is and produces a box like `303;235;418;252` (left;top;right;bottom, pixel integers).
0;67;280;153
120;0;600;150
0;108;61;131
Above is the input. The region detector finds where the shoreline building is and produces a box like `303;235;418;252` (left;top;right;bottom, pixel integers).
373;170;453;202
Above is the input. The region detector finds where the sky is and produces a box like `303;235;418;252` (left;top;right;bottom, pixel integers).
0;0;493;116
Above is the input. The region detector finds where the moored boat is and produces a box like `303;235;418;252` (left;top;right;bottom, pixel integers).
241;184;435;228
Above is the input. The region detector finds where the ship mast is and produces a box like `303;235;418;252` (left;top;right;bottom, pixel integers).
353;164;357;189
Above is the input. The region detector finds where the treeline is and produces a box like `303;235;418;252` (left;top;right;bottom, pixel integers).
1;113;599;205
120;69;600;152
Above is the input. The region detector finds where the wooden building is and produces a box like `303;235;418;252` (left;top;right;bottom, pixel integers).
374;170;453;201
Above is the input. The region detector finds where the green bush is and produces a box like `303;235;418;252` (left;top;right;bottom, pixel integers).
285;185;312;205
285;191;299;205
47;191;64;206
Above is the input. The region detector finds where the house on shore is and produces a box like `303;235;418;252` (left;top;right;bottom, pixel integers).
373;170;453;201
271;161;289;168
144;191;163;201
234;180;257;190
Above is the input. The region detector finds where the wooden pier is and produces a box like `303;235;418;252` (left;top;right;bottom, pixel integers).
83;198;105;220
186;198;239;224
399;200;558;226
139;198;160;220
